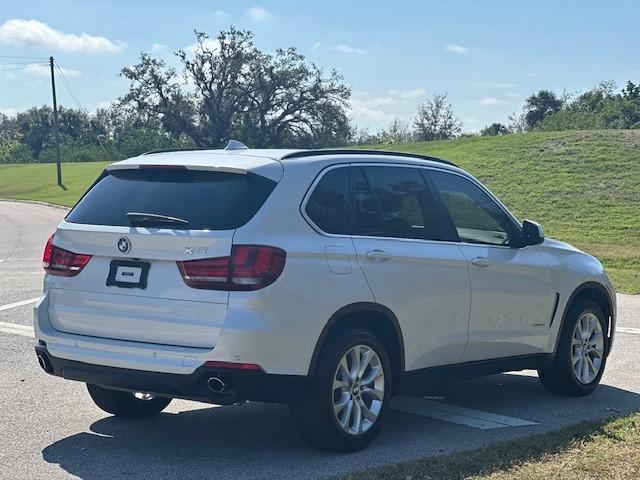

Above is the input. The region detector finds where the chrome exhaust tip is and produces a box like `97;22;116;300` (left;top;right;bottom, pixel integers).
207;376;226;394
37;353;52;373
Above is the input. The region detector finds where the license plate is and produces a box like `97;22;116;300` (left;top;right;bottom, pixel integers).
106;260;150;289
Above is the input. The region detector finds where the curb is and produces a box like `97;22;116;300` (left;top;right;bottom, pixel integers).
0;198;71;211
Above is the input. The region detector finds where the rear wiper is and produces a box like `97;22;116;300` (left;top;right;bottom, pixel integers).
126;212;189;227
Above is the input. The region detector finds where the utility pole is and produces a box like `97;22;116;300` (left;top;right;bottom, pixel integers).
49;56;62;187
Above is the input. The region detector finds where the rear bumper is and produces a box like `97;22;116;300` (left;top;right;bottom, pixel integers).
35;342;309;405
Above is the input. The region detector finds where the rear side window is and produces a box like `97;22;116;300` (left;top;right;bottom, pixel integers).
66;169;276;230
353;166;458;241
305;167;350;234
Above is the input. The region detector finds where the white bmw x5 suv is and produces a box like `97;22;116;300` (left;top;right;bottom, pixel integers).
35;142;616;451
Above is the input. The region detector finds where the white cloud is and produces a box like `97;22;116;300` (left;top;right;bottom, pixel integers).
388;88;426;99
335;44;365;55
477;97;503;106
183;38;221;55
367;97;397;106
349;88;427;123
94;100;112;112
246;6;273;21
312;42;365;55
0;19;126;53
214;10;229;18
349;99;390;122
150;43;167;53
0;107;17;117
445;44;468;55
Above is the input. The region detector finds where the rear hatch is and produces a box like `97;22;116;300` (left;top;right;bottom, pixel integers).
47;162;278;348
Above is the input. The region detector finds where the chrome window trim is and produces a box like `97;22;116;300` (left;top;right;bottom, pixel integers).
299;160;523;249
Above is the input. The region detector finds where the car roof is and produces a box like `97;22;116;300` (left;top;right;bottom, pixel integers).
107;148;461;181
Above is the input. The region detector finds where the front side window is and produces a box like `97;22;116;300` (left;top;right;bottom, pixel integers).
429;170;517;246
353;166;457;241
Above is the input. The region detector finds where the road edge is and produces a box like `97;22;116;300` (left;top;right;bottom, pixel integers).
0;198;70;211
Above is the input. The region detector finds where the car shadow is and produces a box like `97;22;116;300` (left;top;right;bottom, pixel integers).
42;373;640;480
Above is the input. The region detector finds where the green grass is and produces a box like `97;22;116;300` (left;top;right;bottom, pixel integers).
339;412;640;480
0;129;638;292
0;161;108;207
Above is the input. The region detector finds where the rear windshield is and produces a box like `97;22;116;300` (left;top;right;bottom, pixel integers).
66;168;276;230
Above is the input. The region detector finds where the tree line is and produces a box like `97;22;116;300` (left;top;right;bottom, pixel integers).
1;27;639;164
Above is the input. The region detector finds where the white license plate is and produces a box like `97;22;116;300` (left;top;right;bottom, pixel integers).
114;265;142;284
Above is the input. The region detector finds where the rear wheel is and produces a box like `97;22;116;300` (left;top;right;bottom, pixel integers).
290;329;391;452
86;384;172;418
538;299;608;396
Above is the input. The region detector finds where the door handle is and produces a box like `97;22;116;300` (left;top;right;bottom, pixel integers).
365;249;392;262
471;256;491;268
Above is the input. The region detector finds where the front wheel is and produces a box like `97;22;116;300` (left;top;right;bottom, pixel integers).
86;384;172;418
538;299;608;396
290;329;391;452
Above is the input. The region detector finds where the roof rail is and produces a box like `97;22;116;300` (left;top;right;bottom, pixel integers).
141;147;209;155
280;148;457;167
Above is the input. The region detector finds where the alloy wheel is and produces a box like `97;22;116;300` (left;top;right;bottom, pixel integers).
332;344;385;435
571;312;604;384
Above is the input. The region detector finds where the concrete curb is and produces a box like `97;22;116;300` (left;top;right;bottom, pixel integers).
0;198;71;211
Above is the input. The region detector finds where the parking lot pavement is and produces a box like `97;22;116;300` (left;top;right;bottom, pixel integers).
1;200;639;480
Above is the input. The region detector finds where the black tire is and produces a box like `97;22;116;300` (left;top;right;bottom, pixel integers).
538;299;608;396
290;329;392;452
86;384;172;418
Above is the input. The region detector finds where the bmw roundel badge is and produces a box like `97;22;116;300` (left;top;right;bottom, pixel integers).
117;237;131;254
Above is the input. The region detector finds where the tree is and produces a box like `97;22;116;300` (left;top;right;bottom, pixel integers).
523;90;564;129
413;93;462;141
622;81;640;102
480;122;510;136
378;117;412;144
119;28;351;148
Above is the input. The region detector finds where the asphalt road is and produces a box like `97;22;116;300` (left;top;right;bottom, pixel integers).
1;200;639;480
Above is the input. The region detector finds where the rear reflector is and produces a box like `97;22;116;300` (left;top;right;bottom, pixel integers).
177;245;286;291
42;234;92;277
204;360;262;371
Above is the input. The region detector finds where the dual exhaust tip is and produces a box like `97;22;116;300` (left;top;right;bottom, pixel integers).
38;350;230;395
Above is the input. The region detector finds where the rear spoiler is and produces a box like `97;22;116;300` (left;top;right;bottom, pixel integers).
106;163;249;175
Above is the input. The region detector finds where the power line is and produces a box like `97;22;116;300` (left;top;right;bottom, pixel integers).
53;60;112;159
0;60;48;66
55;64;83;111
0;55;49;60
0;63;48;72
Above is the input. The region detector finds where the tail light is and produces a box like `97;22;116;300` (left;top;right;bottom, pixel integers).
42;234;92;277
177;245;286;291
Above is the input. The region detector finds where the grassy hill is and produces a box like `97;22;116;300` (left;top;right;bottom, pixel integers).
1;130;638;292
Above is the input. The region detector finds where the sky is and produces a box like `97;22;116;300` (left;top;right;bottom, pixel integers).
1;0;639;133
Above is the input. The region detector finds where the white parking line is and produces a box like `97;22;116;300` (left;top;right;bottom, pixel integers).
618;326;640;336
392;396;538;429
0;297;39;312
0;321;34;338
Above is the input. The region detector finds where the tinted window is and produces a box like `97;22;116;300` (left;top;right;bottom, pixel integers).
305;167;350;234
430;170;516;246
66;169;276;230
353;166;457;241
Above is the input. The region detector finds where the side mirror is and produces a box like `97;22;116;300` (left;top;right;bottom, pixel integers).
522;220;544;246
